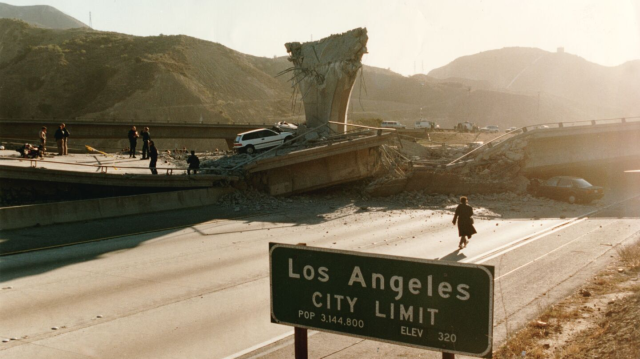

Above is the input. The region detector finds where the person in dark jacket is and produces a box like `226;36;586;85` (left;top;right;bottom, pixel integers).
148;140;158;175
54;123;69;155
186;150;200;175
128;126;139;158
452;196;477;249
140;127;151;159
62;124;70;155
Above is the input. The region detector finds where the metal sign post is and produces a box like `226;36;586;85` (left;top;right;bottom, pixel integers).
294;243;308;359
269;243;494;358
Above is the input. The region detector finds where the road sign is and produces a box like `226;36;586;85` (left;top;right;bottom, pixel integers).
270;243;494;358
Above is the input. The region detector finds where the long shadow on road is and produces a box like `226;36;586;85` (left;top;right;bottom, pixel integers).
1;180;638;283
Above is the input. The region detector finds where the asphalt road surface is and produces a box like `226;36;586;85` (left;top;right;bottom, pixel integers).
1;189;639;359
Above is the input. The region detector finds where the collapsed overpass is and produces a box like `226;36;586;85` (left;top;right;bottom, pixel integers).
464;118;640;183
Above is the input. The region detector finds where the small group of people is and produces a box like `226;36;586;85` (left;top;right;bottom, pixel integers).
127;126;159;174
126;126;199;175
127;126;151;159
35;124;70;157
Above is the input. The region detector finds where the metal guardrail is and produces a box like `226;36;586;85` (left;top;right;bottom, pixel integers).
0;156;184;175
0;117;302;127
446;116;640;166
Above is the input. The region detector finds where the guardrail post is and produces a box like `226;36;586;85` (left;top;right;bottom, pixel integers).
522;127;528;133
591;120;596;125
443;352;455;359
295;242;308;359
558;122;563;128
621;118;626;123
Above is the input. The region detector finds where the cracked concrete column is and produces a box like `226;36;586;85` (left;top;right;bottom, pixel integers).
285;28;368;137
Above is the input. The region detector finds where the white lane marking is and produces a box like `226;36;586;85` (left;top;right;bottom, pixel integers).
223;194;639;359
493;221;617;280
221;331;318;359
468;218;588;264
464;194;640;264
219;331;293;359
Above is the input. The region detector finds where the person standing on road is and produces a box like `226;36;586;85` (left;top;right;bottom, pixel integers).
128;126;139;158
186;150;200;175
148;140;158;175
62;124;70;155
38;126;47;157
452;196;477;249
54;123;69;155
140;127;151;159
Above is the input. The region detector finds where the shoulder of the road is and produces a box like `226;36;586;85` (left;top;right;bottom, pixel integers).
224;195;640;359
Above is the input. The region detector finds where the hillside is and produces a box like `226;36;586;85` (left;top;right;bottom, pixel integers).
0;17;630;130
428;47;640;119
0;19;292;124
0;2;87;29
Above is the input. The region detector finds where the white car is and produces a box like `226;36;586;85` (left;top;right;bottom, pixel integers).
414;120;439;130
234;128;294;154
505;127;519;133
380;121;406;129
480;125;500;133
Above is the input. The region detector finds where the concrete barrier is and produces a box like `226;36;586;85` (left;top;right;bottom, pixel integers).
0;187;234;231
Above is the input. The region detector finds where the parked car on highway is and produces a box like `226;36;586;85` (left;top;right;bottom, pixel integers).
414;120;439;130
455;121;478;133
273;121;298;132
381;121;406;129
234;128;294;154
528;176;604;204
480;125;500;133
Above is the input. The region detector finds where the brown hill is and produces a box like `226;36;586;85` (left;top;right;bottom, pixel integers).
0;2;87;29
0;19;293;124
428;47;640;119
0;18;615;131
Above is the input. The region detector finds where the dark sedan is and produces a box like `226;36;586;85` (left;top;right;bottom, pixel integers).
528;176;604;204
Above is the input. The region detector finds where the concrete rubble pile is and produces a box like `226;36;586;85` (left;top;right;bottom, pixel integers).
198;153;254;176
365;144;413;188
387;191;460;208
456;137;529;181
217;188;291;211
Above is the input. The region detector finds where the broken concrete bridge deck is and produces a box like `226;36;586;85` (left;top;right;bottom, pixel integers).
244;133;394;196
0;151;236;189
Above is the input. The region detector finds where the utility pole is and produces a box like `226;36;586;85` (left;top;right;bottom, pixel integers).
537;91;541;123
89;12;92;28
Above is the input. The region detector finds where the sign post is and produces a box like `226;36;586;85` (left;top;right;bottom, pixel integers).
270;243;494;358
294;243;308;359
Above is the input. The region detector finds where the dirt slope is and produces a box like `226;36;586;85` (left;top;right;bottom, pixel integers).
0;2;87;29
0;19;292;124
0;18;632;129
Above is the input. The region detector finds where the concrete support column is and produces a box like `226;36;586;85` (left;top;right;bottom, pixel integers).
285;28;368;137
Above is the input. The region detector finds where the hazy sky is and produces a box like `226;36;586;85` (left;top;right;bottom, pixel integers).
7;0;640;75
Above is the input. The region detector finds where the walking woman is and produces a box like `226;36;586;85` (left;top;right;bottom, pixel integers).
452;196;477;249
148;140;158;175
